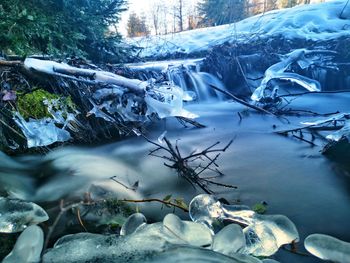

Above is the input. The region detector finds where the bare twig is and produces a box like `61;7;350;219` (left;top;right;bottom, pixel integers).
121;198;189;212
144;135;236;194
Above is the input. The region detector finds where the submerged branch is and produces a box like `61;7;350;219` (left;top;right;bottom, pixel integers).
208;84;275;115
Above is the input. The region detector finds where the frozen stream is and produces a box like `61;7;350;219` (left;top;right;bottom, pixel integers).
2;92;350;262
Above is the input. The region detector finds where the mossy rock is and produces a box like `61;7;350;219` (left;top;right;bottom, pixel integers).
17;88;76;120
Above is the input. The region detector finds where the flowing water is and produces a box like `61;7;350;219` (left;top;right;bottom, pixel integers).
1;61;350;262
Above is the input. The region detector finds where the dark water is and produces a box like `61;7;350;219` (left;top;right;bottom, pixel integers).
2;93;350;262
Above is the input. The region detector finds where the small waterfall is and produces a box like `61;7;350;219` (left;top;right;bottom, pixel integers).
127;59;228;102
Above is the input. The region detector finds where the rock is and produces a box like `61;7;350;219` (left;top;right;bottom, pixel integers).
2;225;44;263
0;197;48;233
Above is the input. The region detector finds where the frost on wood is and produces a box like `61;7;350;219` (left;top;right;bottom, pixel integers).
24;58;198;124
0;197;48;233
251;49;337;102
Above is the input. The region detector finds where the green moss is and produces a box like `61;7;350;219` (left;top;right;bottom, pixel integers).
252;203;267;214
17;89;76;120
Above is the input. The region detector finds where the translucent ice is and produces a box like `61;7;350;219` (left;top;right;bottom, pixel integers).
145;84;198;119
140;246;261;263
189;194;254;229
13;112;71;148
189;195;298;257
120;213;147;236
251;49;334;102
304;234;350;262
0;197;49;233
162;213;212;247
243;215;299;257
2;225;44;263
212;224;246;256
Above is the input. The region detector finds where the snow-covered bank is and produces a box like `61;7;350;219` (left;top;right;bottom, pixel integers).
129;0;350;59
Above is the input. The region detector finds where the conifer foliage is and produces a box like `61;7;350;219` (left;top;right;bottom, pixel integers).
0;0;127;62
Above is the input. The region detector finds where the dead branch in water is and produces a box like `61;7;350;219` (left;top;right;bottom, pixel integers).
208;84;275;115
144;135;237;194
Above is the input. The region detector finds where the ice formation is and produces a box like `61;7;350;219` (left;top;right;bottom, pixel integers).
145;84;199;119
326;120;350;142
250;49;337;102
42;213;265;263
13;112;71;148
2;225;44;263
189;194;299;256
304;234;350;262
0;197;48;233
120;213;147;236
212;224;246;256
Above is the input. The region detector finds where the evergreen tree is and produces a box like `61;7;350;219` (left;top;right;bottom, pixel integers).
127;12;150;37
198;0;247;26
0;0;127;62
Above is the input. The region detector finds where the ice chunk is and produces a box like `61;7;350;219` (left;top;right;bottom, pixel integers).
13;112;71;148
43;230;172;263
0;197;49;233
304;234;350;262
2;225;44;263
243;215;299;257
162;213;213;247
189;194;225;229
189;195;298;257
189;194;254;230
120;213;147;236
212;224;246;256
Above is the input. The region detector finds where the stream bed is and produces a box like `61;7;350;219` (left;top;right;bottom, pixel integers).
2;92;350;262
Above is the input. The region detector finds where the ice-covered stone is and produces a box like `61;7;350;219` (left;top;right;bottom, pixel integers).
0;197;48;233
2;225;44;263
304;234;350;262
162;213;212;247
212;224;246;256
120;213;147;236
